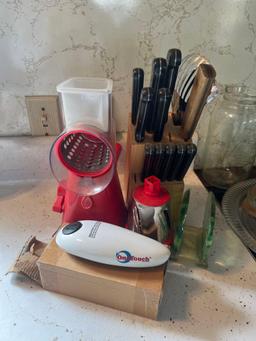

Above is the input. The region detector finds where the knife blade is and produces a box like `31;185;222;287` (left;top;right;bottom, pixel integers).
135;87;154;143
146;58;167;133
131;68;144;125
181;63;216;140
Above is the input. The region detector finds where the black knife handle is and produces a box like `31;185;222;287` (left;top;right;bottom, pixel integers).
147;58;167;133
153;144;166;178
131;68;144;125
176;144;197;181
162;143;176;181
166;49;182;96
153;88;171;142
167;144;186;181
135;87;154;143
141;144;155;181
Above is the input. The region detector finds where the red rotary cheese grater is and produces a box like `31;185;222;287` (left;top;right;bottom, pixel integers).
50;77;127;226
50;124;127;226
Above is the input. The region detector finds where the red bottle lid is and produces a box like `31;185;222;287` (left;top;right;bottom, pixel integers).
133;176;170;207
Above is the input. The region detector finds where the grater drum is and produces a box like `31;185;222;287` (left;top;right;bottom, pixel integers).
50;125;127;226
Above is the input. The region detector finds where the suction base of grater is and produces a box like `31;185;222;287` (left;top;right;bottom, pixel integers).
49;125;115;196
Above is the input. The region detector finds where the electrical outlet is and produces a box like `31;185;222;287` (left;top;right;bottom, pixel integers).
26;96;62;136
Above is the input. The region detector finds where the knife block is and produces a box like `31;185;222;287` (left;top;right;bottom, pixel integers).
124;114;188;225
168;116;195;144
124;115;169;203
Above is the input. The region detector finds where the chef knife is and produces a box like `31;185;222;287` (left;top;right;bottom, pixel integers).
135;87;154;143
147;58;167;133
131;68;144;125
153;88;171;142
167;144;186;181
181;63;216;140
176;143;197;181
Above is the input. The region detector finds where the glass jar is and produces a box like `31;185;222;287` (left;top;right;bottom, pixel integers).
202;85;256;189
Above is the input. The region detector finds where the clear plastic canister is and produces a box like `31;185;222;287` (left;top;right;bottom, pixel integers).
57;77;113;133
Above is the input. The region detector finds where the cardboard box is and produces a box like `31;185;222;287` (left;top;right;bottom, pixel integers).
37;239;165;319
11;237;165;320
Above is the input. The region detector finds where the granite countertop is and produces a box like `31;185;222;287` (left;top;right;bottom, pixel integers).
0;136;255;341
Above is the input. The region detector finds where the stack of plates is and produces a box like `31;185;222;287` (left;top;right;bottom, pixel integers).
222;179;256;252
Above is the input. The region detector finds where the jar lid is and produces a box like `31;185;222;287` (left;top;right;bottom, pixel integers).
133;176;170;207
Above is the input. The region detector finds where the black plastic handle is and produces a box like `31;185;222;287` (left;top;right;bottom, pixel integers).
153;144;166;178
166;49;182;96
147;58;167;133
167;144;186;181
153;88;171;142
176;144;197;181
135;87;154;143
141;144;155;181
162;143;176;181
131;68;144;125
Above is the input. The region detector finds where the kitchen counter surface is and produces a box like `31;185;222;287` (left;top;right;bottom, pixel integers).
0;137;255;341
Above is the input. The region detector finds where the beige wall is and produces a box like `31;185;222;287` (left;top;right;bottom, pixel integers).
1;0;255;161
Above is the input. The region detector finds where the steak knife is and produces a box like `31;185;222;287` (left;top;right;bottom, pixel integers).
167;144;186;181
153;144;166;178
162;143;176;181
176;143;197;181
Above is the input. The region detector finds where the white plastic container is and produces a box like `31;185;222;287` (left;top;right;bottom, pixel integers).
57;77;113;132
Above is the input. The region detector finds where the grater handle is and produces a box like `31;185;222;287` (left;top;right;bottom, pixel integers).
115;143;122;160
52;185;66;213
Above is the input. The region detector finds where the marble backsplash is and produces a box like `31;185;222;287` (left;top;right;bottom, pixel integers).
0;0;256;167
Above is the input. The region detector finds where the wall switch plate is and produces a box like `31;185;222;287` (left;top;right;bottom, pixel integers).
26;96;62;136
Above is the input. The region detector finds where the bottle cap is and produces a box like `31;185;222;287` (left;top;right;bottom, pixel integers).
133;176;170;207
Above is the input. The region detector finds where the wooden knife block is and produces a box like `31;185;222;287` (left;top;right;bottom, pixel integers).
124;113;191;225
